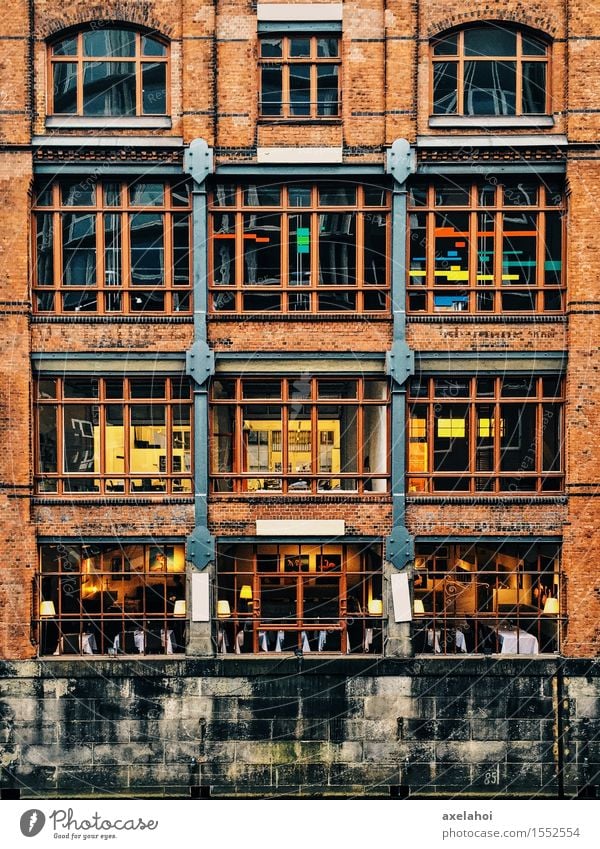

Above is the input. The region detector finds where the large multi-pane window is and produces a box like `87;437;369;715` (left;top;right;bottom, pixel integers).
432;25;550;116
33;179;191;314
407;376;564;493
35;376;193;495
216;543;383;654
37;543;186;656
407;181;565;314
49;28;168;116
209;183;389;313
259;35;340;118
210;377;389;494
412;541;562;655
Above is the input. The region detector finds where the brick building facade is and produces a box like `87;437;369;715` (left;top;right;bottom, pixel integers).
0;0;599;798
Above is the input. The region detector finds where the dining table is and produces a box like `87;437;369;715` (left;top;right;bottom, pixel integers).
497;627;539;655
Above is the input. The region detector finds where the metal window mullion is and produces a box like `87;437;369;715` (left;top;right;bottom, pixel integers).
77;39;84;116
356;209;365;312
96;210;105;314
234;394;244;493
165;399;173;494
136;34;142;116
282;60;290;118
310;60;317;118
468;395;476;493
235;211;244;311
494;393;502;494
311;400;318;494
516;35;523;116
426;209;435;312
282;401;289;494
457;32;465;116
468;207;477;312
310;208;319;311
124;390;132;494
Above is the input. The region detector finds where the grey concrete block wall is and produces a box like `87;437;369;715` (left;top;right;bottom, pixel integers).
0;659;598;798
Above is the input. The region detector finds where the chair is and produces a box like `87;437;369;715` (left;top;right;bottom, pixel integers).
145;628;163;654
61;633;81;654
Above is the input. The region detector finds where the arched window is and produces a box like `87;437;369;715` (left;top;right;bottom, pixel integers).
49;26;168;116
431;24;550;116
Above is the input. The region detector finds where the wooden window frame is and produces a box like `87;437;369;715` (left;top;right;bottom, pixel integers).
210;377;390;495
259;34;341;120
407;181;565;315
413;541;563;655
216;542;383;654
209;183;390;314
48;28;169;117
36;542;186;656
407;375;564;494
35;377;193;496
32;179;192;315
430;26;550;117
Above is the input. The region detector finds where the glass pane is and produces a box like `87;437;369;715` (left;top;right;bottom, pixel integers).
129;378;166;399
288;406;312;484
130;213;164;286
364;212;387;284
283;187;309;211
243;213;281;285
318;404;358;486
502;211;537;284
500;405;536;472
142;36;167;57
364;187;388;207
288;212;311;287
363;406;387;479
544;213;562;285
434;378;470;398
104;183;121;206
36;292;55;311
317;38;339;58
290;38;310;57
212;212;236;285
433;61;457;114
129;183;164;206
464;26;516;56
105;379;124;399
503;184;537;205
464;61;516;115
62;182;96;206
53;63;78;113
522;62;546;114
129;405;166;472
260;39;282;58
436;186;471;206
36;214;54;285
289;64;311;116
318;212;357;284
319;185;357;206
172;183;190;206
63;378;99;399
63;404;99;473
142;62;166;114
318;380;357;399
434;212;469;288
104;213;121;286
477;211;494;289
433;405;469;472
542;404;561;472
243;185;281;206
212;185;236;207
62;214;96;286
522;34;547;56
38;407;57;473
130;291;165;312
317;65;339;115
433;33;458;56
62;290;97;312
261;67;282;115
211;406;235;476
173;406;191;474
242;381;281;399
53;36;78;56
105;406;124;476
173;214;190;284
83;30;136;57
82;62;136;116
408;212;426;287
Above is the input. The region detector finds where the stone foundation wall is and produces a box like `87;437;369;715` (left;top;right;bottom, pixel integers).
1;659;598;799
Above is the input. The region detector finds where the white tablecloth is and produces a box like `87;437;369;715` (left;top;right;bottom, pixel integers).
114;629;174;654
428;628;467;653
498;628;539;655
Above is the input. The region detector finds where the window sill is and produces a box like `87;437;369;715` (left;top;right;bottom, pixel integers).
45;116;172;130
428;115;555;129
258;117;342;125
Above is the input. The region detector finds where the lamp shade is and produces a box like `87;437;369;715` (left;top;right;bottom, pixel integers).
543;597;559;615
173;600;186;617
413;599;425;615
368;599;383;616
216;600;231;618
240;584;253;600
40;601;56;617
